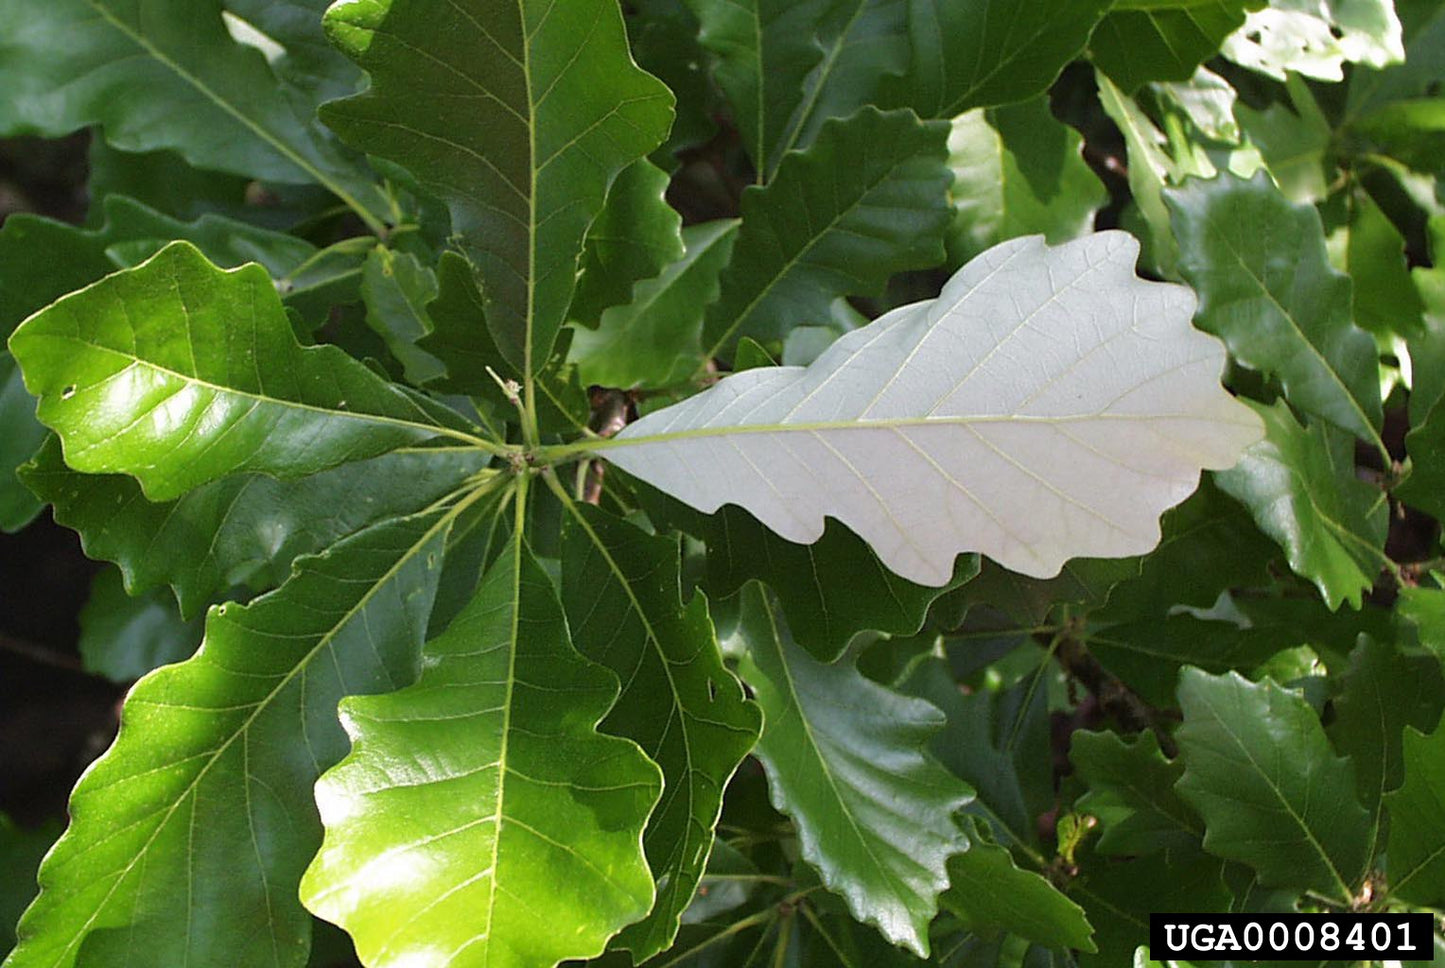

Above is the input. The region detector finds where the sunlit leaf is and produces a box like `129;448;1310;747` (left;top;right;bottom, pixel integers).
301;532;662;968
602;232;1260;585
559;501;761;959
9;242;481;501
6;509;454;968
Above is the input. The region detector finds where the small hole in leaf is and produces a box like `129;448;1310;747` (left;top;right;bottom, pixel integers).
707;678;718;701
1247;30;1262;43
1329;24;1344;39
61;385;77;400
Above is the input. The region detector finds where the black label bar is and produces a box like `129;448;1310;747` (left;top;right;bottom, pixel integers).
1149;913;1435;961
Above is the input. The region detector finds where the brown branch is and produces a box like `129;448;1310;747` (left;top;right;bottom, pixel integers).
0;632;84;673
1054;632;1177;757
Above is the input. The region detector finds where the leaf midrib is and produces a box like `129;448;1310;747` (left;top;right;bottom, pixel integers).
83;0;383;234
755;594;926;935
591;409;1259;455
45;501;469;968
1186;681;1356;901
48;339;489;452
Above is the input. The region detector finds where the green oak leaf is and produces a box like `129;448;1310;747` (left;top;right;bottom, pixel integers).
0;817;58;959
1385;719;1445;907
9;242;482;502
77;567;203;681
0;0;384;227
1237;74;1334;204
1169;172;1384;450
359;247;444;386
685;0;909;180
300;531;662;968
20;435;486;620
5;508;456;968
1400;587;1445;671
700;107;953;362
1154;67;1243;144
1347;0;1445;114
1097;72;1182;275
221;0;365;102
1174;668;1371;900
1070;846;1231;968
558;500;761;960
939;557;1140;628
628;0;718;166
320;0;674;374
0;355;45;533
1328;636;1444;863
1326;188;1425;338
1071;730;1202;856
1401;223;1445;520
1083;615;1307;708
733;584;974;956
420;253;588;439
880;0;1112;119
1090;0;1266;92
941;817;1095;952
1216;400;1388;610
706;505;978;661
0;195;342;530
571;159;685;329
1221;0;1404;82
945;97;1106;267
84;142;253;226
903;656;1053;850
571;219;738;391
1094;479;1278;623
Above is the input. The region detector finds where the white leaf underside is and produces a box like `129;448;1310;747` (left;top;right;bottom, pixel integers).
606;232;1262;586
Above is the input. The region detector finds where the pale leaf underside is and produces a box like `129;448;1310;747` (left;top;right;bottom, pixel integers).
605;232;1262;585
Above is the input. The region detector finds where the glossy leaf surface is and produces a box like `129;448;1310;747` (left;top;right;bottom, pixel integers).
701;107;953;361
1091;0;1264;92
733;585;973;956
6;510;453;968
9;242;477;502
321;0;674;374
881;0;1112;118
559;501;761;959
1170;172;1383;448
0;0;383;223
607;232;1261;585
1174;669;1371;900
21;436;486;619
1216;400;1388;610
301;533;662;968
945;98;1106;267
1386;722;1445;907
